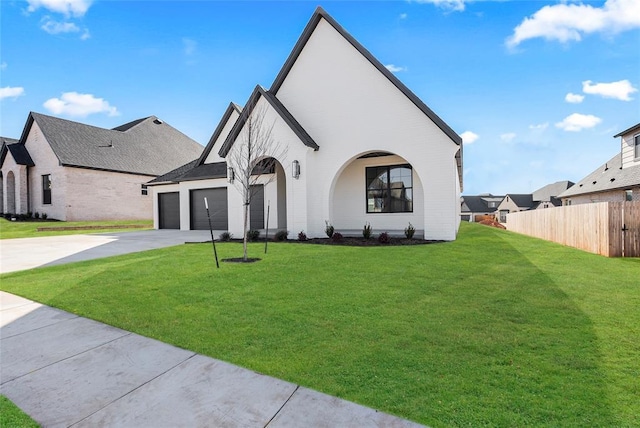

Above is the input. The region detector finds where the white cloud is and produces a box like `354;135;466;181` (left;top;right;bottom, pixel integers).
41;19;80;34
80;28;90;40
43;92;119;117
0;86;26;100
565;93;585;103
385;64;406;73
506;0;640;48
0;62;7;70
26;0;92;17
582;79;637;101
413;0;466;12
500;132;516;142
529;122;549;131
461;131;479;144
555;113;602;132
399;13;408;20
182;38;197;56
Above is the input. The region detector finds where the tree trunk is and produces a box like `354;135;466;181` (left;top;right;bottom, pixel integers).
243;201;249;261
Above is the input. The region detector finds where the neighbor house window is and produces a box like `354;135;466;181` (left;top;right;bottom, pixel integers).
499;210;508;223
635;134;639;159
141;184;148;196
625;190;633;201
42;175;51;205
366;164;413;213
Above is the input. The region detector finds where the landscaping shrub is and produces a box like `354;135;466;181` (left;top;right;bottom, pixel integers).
219;232;232;241
27;212;33;219
298;231;307;241
34;212;40;219
378;232;391;244
42;213;48;220
325;220;334;238
362;222;372;239
246;230;260;241
405;222;416;239
332;232;343;242
274;230;289;241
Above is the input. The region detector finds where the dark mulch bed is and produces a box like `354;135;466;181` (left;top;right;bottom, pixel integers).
222;257;261;263
217;237;444;247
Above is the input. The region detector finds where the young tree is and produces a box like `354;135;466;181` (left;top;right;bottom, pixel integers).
225;103;286;261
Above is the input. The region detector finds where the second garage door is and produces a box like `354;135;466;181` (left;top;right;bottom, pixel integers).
190;188;228;230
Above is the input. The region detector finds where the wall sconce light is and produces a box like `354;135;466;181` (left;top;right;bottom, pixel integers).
227;167;235;183
292;160;300;179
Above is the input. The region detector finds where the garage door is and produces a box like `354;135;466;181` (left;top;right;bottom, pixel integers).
158;192;180;229
250;185;264;230
190;188;228;230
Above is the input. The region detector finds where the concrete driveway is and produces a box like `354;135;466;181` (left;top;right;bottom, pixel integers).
0;230;214;274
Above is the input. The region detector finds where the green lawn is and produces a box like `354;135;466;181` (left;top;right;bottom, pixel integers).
0;396;39;427
0;218;153;239
1;223;638;427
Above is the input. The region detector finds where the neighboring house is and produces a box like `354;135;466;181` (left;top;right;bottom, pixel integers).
1;112;203;221
495;194;534;223
531;180;574;209
460;194;504;222
149;7;463;241
558;123;640;204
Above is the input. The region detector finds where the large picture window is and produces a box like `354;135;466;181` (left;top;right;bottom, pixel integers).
42;174;52;205
366;164;413;213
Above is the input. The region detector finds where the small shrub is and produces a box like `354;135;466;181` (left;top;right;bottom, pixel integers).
42;213;48;220
378;232;391;244
405;222;416;239
246;230;260;241
332;232;343;242
27;211;33;219
362;222;372;239
325;220;334;238
219;232;232;241
34;212;40;219
4;213;13;220
274;230;289;241
298;231;307;241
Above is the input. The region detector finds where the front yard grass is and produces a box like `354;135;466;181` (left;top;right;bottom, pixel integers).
0;395;39;427
0;218;152;239
1;223;638;427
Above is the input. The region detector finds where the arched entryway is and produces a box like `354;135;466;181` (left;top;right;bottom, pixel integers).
329;151;424;237
6;171;16;214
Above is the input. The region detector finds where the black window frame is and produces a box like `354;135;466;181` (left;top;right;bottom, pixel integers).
42;174;52;205
141;184;148;196
365;164;413;214
634;134;639;159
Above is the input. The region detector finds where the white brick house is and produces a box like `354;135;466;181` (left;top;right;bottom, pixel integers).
1;113;203;221
149;7;463;241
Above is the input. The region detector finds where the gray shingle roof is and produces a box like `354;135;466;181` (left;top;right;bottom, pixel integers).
461;195;505;213
20;112;203;176
505;194;534;209
7;143;35;166
558;153;640;198
532;180;574;202
148;160;228;185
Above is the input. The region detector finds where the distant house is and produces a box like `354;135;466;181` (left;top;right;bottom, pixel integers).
149;7;463;241
460;194;504;222
1;112;203;221
558;123;640;204
495;194;534;223
531;180;574;209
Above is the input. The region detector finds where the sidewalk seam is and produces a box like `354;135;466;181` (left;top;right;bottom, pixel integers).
264;384;300;427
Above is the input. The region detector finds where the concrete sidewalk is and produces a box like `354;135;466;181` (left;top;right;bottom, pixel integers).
1;292;424;427
0;230;214;274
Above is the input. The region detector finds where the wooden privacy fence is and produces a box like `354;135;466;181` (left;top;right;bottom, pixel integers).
506;201;640;257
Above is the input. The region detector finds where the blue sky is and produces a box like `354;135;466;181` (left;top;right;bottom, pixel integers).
1;0;638;195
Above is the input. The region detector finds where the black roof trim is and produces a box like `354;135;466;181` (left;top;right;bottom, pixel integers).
197;103;242;166
218;85;319;158
269;6;462;148
613;122;640;138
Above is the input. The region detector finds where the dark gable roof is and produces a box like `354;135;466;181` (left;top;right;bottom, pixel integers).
218;85;319;158
269;7;462;189
0;137;19;167
271;7;462;148
613;122;640;138
196;103;242;166
532;180;574;202
19;112;203;177
148;160;228;185
8;143;35;166
558;152;640;198
505;194;534;208
148;159;199;184
461;195;505;213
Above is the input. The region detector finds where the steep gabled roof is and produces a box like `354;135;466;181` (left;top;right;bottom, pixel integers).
558;153;640;198
196;103;242;166
271;7;462;148
504;194;534;209
532;180;574;202
461;195;505;213
218;85;318;158
18;112;203;176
